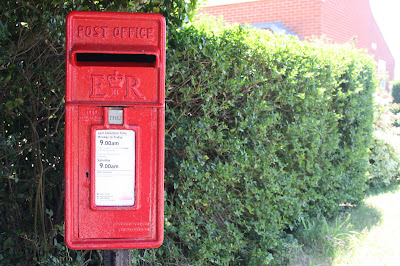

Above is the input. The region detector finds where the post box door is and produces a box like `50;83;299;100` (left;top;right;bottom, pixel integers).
77;107;160;239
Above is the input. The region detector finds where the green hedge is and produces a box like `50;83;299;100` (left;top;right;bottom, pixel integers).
392;80;400;104
368;133;400;188
369;87;400;188
140;21;375;264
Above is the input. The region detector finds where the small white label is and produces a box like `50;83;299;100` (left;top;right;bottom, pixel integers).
95;130;135;206
108;109;123;125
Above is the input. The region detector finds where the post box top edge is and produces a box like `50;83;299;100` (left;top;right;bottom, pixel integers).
67;11;165;23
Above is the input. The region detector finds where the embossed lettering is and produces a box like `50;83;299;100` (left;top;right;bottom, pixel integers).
79;108;102;121
85;26;92;36
121;27;129;38
85;109;98;115
90;72;145;100
125;75;145;100
90;75;106;97
113;27;120;38
107;71;124;96
78;25;153;39
78;26;108;38
93;26;102;37
113;27;155;39
147;28;154;39
140;28;147;38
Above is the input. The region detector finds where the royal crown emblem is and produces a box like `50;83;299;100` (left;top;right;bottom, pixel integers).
107;71;124;94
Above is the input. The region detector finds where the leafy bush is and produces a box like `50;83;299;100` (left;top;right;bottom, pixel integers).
368;86;400;188
392;80;400;105
369;90;400;188
374;87;400;132
136;20;375;264
367;133;400;188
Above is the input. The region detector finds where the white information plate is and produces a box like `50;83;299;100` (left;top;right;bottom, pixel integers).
95;130;135;206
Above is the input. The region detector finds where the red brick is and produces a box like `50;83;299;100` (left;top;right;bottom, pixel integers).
198;0;394;80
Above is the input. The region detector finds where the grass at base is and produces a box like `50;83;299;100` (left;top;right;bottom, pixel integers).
289;184;400;265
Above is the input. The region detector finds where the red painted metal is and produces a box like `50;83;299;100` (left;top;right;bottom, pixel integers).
65;11;165;250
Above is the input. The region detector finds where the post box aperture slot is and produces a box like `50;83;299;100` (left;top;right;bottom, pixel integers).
75;53;157;67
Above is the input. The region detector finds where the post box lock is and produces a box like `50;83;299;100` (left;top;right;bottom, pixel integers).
65;11;165;250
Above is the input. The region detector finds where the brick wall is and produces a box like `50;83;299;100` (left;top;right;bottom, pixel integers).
320;0;394;80
198;0;323;37
198;0;394;80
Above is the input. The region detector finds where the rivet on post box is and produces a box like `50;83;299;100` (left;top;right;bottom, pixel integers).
65;11;165;250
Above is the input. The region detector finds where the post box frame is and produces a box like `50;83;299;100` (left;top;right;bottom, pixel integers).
65;11;165;250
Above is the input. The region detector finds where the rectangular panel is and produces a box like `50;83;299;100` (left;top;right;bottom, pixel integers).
68;15;159;47
70;66;158;103
95;130;135;206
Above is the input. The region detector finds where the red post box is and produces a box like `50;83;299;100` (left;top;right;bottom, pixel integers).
65;11;165;250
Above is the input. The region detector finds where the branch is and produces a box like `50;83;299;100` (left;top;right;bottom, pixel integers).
16;0;39;13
